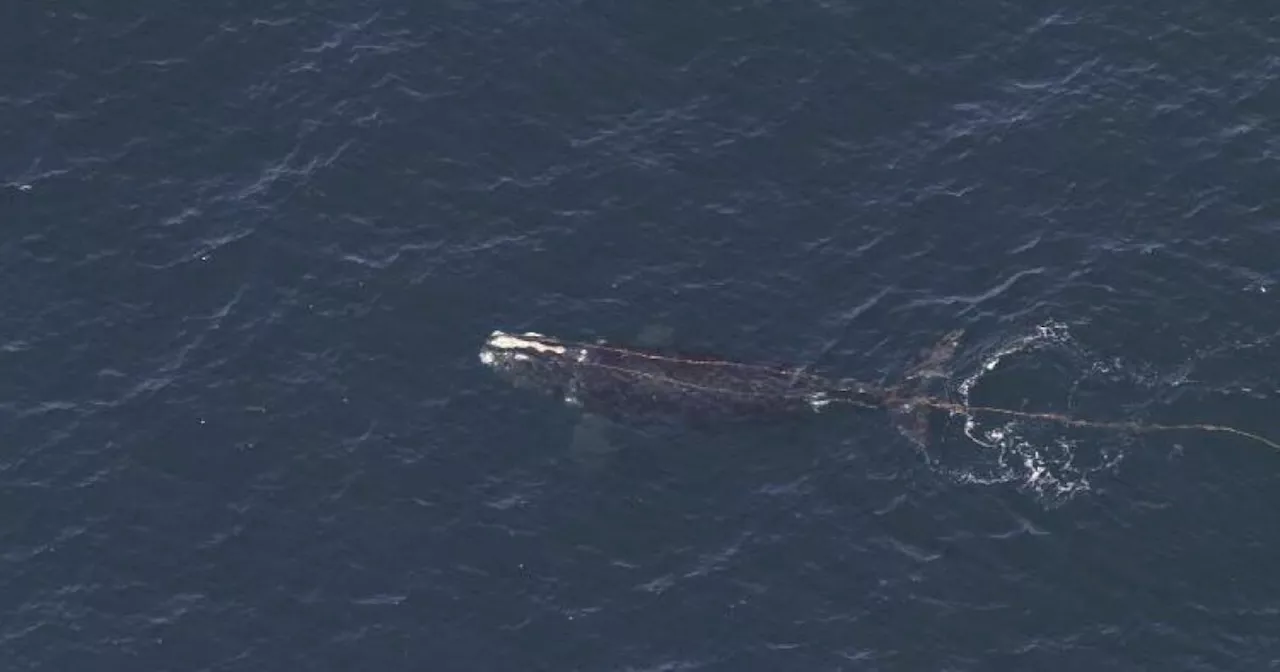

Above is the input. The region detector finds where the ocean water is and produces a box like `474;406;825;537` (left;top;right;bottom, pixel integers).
2;1;1279;670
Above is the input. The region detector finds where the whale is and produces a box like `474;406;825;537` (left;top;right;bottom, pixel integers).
478;328;1280;457
478;329;885;424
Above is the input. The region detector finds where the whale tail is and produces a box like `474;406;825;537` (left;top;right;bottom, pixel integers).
889;329;965;447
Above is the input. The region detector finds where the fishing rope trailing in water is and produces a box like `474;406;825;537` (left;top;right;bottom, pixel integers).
562;338;1280;453
894;396;1280;453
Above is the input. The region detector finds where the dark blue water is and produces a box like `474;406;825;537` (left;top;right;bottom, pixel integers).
3;2;1279;669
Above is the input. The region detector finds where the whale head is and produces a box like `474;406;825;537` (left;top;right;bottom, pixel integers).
479;330;583;399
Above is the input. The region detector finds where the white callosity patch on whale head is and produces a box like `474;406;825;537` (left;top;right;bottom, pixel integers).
485;331;567;354
479;330;573;369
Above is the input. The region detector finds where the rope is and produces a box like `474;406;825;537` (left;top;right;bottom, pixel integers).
557;342;1280;451
901;397;1280;452
545;340;1274;450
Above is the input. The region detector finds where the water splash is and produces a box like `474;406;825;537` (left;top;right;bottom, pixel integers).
933;320;1138;504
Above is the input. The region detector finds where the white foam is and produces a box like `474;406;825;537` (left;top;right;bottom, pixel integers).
940;320;1125;505
807;393;832;411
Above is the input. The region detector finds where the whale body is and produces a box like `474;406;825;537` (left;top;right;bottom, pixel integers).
479;330;883;423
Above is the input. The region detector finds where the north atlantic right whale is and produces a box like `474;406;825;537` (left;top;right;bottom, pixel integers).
477;328;1280;458
478;329;887;424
